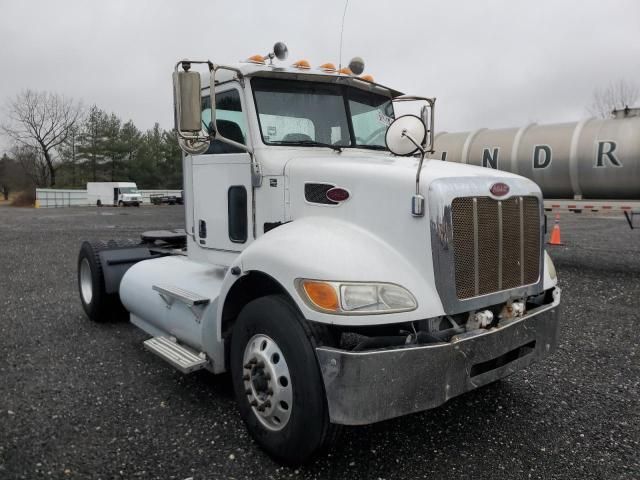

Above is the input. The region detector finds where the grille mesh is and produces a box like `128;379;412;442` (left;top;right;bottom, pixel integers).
304;183;337;205
451;196;540;300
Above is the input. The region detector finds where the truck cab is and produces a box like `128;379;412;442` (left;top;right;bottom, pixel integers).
76;44;561;465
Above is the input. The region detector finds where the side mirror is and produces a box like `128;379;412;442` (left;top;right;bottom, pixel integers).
385;115;427;156
173;62;210;155
173;64;202;133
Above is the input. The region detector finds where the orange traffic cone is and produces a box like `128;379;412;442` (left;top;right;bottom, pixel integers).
548;213;564;245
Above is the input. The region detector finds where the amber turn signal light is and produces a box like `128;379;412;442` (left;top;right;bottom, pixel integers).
301;281;339;311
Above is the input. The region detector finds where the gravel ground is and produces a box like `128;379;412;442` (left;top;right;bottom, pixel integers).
0;206;638;480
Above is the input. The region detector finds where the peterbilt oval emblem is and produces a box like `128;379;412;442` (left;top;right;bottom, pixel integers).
326;187;350;202
490;182;510;196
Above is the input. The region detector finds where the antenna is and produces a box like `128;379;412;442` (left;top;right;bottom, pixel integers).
338;0;350;71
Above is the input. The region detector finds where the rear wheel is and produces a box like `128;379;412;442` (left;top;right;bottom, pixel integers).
77;241;128;322
230;295;337;465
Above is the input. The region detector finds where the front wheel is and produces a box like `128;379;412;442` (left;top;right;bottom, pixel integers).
230;295;337;465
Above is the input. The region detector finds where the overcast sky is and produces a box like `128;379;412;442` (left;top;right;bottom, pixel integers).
1;0;639;154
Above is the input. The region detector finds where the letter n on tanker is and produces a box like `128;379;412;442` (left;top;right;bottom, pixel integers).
482;148;499;169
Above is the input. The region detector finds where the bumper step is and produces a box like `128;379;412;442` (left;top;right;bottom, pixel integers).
143;336;207;374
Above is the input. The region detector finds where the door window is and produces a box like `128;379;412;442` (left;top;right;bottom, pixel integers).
228;186;248;243
201;89;247;154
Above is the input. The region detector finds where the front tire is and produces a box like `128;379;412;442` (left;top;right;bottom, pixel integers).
230;295;337;465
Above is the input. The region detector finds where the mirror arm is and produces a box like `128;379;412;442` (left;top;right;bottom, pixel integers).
391;95;436;217
401;131;426;196
401;130;427;217
174;60;260;185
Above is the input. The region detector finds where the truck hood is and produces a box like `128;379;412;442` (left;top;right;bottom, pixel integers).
284;153;531;221
283;153;541;296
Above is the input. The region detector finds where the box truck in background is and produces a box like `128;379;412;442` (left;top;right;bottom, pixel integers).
87;182;142;207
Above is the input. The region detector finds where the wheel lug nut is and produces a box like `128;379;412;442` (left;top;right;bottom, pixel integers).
264;400;271;408
244;358;256;369
242;374;250;381
266;388;273;395
250;399;258;407
256;361;265;368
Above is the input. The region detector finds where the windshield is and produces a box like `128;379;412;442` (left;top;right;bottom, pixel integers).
251;77;394;150
120;187;139;194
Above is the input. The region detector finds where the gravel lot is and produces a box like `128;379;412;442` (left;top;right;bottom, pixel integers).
1;206;638;479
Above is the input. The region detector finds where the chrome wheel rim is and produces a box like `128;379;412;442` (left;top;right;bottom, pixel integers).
80;258;93;305
242;334;292;431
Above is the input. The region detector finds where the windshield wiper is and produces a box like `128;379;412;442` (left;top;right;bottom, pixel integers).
272;139;342;152
355;144;388;151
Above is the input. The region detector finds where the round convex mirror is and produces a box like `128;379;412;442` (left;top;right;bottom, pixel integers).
385;115;427;156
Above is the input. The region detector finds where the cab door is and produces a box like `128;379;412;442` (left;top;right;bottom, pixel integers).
192;87;252;252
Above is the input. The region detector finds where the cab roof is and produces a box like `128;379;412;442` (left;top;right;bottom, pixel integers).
205;61;404;98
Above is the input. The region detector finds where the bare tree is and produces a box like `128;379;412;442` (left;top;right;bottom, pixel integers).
589;80;639;118
2;90;82;186
12;145;50;187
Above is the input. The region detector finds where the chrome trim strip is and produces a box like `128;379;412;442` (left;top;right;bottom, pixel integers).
472;197;479;296
519;196;525;285
498;200;503;290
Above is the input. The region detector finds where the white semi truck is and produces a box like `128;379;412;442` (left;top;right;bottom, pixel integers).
76;43;561;464
87;181;142;207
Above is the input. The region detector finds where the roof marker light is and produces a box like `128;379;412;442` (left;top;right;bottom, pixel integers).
247;54;265;64
293;59;311;69
319;62;337;73
338;67;352;75
360;74;374;82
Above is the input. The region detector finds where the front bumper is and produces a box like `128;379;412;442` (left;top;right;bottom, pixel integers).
316;287;561;425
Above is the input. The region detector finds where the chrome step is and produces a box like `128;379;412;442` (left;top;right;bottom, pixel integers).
152;284;210;306
143;336;207;374
152;284;210;322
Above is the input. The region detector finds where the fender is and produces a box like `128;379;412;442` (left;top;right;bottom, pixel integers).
99;246;162;294
219;216;446;328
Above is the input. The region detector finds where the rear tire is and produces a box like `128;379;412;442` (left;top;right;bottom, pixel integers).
77;241;128;322
230;295;338;465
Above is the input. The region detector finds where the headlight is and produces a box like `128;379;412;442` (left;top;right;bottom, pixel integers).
297;279;417;315
545;251;557;280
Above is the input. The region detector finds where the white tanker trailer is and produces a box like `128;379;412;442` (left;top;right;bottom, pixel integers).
429;108;640;207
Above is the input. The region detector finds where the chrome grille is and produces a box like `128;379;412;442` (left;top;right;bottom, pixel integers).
451;196;540;300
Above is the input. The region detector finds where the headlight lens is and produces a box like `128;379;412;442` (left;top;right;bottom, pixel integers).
545;251;557;280
298;279;417;314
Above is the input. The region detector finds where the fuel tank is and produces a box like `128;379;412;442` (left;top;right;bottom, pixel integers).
429;108;640;199
119;255;225;350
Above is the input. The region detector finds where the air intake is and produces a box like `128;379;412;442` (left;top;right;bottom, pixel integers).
304;183;337;205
